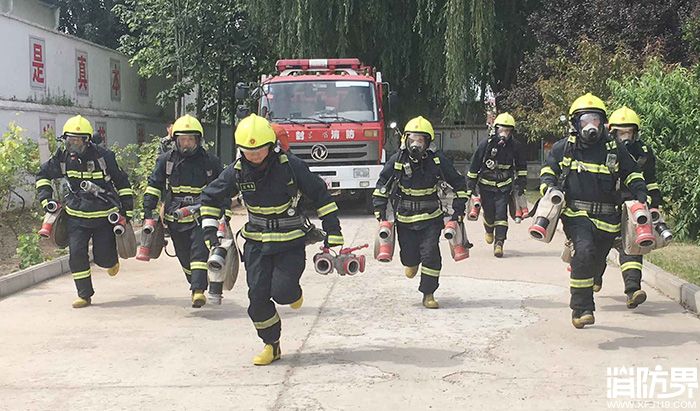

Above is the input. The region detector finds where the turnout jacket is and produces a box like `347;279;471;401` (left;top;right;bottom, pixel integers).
36;144;133;227
373;150;469;228
467;135;527;194
200;150;343;254
540;133;647;234
143;147;228;230
621;139;661;209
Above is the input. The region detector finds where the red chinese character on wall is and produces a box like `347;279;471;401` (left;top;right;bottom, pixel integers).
77;54;88;92
30;38;46;88
110;59;121;101
112;68;120;93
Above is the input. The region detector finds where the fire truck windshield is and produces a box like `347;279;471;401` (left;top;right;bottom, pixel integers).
261;80;378;123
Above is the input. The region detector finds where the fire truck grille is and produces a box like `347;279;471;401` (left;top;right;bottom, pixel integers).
288;141;380;165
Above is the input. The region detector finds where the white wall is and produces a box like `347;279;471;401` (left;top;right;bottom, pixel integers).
0;13;172;158
434;125;489;155
0;0;58;29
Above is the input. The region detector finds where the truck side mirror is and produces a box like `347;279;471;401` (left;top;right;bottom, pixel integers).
388;91;399;111
235;83;248;100
236;105;250;120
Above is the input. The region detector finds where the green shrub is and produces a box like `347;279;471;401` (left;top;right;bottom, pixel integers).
111;136;162;220
609;60;700;242
0;123;40;208
16;233;44;269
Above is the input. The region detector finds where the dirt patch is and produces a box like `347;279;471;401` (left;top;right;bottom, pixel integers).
0;208;62;277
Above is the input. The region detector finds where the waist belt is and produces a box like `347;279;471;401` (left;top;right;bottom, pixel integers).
570;200;619;215
398;199;440;212
248;214;305;230
172;195;199;206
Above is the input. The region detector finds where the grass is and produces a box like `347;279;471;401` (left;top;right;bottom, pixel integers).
646;242;700;287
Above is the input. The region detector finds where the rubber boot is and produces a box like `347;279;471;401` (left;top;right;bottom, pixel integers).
253;341;281;366
626;290;647;309
192;290;206;308
571;310;595;329
593;275;602;293
107;262;120;277
485;232;494;245
494;240;504;258
72;297;91;309
290;295;303;309
404;265;419;279
422;293;439;309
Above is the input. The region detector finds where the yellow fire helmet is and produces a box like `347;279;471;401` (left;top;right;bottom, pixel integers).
62;115;94;138
403;115;435;141
235;114;277;149
494;112;516;128
172;114;204;138
569;92;607;117
609;106;641;129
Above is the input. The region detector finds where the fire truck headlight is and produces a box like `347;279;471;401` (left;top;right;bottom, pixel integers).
353;168;370;178
364;129;379;138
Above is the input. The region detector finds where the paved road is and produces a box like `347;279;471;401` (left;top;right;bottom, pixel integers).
1;208;699;410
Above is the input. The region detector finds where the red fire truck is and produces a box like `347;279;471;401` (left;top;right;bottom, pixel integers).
241;58;395;212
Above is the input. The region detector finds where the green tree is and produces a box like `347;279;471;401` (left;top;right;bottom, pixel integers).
57;0;129;49
249;0;515;122
609;61;700;241
511;39;638;140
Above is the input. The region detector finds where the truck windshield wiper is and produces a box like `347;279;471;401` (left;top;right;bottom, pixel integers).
318;115;363;124
272;116;328;125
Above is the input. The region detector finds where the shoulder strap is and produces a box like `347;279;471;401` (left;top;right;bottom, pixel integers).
96;156;112;183
557;135;577;188
165;149;176;177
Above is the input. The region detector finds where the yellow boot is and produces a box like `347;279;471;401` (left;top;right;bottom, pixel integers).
485;232;494;244
571;310;595;329
494;241;504;258
253;342;281;366
72;297;91;309
107;262;120;277
422;293;439;309
404;265;419;279
192;291;206;308
626;290;647;309
290;295;304;309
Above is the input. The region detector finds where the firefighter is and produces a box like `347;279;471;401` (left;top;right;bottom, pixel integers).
200;114;344;365
594;106;661;308
540;93;647;328
142;114;230;307
35;115;134;308
466;113;527;257
373;116;469;309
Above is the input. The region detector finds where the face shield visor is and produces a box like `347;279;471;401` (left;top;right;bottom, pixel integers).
577;112;605;144
63;134;88;156
405;132;429;160
175;133;200;157
611;126;637;145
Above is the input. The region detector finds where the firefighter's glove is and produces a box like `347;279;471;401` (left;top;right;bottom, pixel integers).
374;208;387;222
203;226;220;249
324;231;344;248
